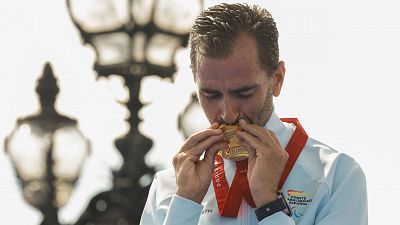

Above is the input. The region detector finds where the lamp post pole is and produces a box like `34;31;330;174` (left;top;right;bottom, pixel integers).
114;75;153;188
67;1;203;223
74;75;154;224
40;138;60;225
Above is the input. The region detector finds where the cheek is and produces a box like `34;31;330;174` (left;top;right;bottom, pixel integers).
199;98;218;121
239;97;264;119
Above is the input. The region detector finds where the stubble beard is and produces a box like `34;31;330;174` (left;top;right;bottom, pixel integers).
254;86;274;127
204;82;275;126
209;87;274;126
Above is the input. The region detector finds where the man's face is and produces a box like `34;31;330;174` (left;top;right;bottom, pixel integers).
195;35;284;126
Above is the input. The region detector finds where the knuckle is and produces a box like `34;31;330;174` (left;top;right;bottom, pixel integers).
282;151;289;160
267;130;277;138
257;148;268;157
174;152;186;164
188;130;204;140
172;155;179;166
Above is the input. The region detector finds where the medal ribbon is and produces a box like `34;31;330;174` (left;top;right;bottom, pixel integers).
212;118;308;217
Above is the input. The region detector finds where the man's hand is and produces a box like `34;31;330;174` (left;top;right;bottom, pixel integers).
173;122;228;204
237;119;289;208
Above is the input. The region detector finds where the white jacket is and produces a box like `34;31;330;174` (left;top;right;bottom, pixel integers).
140;111;368;225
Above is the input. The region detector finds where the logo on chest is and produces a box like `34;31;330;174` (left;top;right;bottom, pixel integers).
286;189;314;218
287;189;313;206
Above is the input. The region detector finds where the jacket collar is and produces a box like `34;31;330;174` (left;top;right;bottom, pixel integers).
264;109;294;149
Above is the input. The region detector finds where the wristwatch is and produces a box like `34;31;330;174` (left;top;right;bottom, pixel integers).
255;191;292;221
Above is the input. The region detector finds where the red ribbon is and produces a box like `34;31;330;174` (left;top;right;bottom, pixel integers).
212;118;308;217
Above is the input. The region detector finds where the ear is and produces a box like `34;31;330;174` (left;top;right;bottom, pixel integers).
272;61;285;97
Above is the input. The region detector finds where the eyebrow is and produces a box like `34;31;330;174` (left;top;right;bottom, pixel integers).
199;85;259;94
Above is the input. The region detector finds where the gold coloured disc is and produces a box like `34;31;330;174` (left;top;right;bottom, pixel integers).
217;146;249;161
218;124;249;161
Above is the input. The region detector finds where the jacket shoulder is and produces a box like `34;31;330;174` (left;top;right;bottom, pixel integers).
297;138;364;188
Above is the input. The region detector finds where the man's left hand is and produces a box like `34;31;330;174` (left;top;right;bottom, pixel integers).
237;119;289;208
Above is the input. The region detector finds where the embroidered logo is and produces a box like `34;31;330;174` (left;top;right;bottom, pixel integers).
286;189;314;219
287;189;313;206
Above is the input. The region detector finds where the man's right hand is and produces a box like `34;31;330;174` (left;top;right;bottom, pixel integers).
173;122;228;204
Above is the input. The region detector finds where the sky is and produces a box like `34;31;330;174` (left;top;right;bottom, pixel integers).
1;0;399;224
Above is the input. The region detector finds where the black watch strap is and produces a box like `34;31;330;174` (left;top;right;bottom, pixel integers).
255;192;292;221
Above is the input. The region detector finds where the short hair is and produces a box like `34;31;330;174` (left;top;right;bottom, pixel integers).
190;3;279;77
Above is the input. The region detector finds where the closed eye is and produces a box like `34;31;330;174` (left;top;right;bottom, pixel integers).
200;90;221;99
235;89;254;98
229;85;258;99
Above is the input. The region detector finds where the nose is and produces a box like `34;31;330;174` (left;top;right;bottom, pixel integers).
220;96;239;124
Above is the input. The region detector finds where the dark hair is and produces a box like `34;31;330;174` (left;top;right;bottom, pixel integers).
190;3;279;77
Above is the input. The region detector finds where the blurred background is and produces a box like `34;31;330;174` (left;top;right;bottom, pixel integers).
0;0;399;224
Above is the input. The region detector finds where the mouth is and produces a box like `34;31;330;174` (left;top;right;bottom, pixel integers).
214;115;252;126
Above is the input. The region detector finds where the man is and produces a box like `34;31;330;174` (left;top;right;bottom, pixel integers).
140;3;367;225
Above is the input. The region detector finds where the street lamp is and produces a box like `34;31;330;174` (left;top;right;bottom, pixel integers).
66;0;203;224
4;62;90;225
67;0;202;78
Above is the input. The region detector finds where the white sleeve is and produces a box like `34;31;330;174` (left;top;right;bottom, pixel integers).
315;155;368;225
140;173;204;225
163;195;204;225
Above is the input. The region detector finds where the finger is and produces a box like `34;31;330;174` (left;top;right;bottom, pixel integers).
181;127;223;151
236;130;264;150
239;119;267;137
267;130;281;149
173;139;226;175
173;152;196;172
186;133;225;156
239;119;278;146
208;122;219;129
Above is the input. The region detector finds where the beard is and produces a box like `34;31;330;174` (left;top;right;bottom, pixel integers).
254;85;274;127
215;83;274;127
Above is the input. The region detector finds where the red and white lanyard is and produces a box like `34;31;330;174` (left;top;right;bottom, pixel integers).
212;118;308;217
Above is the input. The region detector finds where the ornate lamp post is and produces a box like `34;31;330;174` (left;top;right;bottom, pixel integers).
4;63;90;225
66;0;203;224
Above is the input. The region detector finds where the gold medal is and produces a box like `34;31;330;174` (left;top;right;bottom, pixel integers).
217;124;249;161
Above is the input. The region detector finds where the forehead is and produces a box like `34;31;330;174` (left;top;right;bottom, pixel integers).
195;35;267;89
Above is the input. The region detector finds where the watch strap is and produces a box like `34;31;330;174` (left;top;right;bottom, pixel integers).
255;192;292;221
